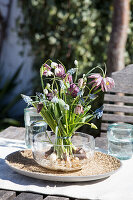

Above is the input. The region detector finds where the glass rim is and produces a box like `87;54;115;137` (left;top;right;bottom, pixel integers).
34;131;94;139
108;123;133;129
24;107;37;112
34;141;94;147
34;131;95;145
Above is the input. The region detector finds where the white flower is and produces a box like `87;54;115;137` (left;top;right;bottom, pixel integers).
46;71;53;77
46;83;51;88
55;67;61;75
21;94;33;106
74;60;78;66
51;62;58;68
64;104;69;110
67;68;77;75
43;89;48;95
60;80;65;89
51;96;59;103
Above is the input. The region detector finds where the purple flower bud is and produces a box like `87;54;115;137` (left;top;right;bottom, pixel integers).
68;83;79;97
55;64;65;78
37;102;43;113
74;104;84;115
43;64;51;76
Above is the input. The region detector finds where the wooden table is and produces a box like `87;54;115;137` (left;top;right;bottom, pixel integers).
0;126;108;200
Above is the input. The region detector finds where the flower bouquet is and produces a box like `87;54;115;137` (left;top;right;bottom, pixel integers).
22;60;114;171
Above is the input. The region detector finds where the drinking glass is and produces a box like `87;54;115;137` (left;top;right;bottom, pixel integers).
24;107;47;148
107;123;133;160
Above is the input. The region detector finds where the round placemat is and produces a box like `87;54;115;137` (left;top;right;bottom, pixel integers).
5;150;121;182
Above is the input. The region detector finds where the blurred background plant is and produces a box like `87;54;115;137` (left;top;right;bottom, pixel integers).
0;0;132;135
19;0;112;76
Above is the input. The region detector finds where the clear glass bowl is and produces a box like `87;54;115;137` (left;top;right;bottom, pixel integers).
32;131;95;172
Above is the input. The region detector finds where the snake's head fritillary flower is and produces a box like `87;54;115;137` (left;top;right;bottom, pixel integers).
65;74;73;84
78;76;87;88
88;74;103;89
74;104;84;115
46;92;54;101
43;64;51;76
46;89;57;101
55;64;65;78
37;102;43;113
88;74;115;92
68;83;79;97
101;77;115;92
78;78;84;88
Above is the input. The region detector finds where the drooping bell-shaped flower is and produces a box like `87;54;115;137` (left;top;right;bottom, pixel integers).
101;77;115;92
68;83;79;97
65;73;73;84
78;78;84;88
46;92;54;101
55;64;65;78
43;64;51;76
88;74;115;92
74;104;84;115
88;74;103;89
37;102;43;113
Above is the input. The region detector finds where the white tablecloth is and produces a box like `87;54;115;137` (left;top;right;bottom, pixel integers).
0;137;133;200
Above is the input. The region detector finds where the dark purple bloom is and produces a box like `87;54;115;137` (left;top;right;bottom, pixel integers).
43;64;51;76
55;64;65;78
46;92;54;101
46;89;57;101
37;102;43;113
68;83;79;97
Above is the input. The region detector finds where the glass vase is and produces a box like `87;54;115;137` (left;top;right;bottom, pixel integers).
32;131;95;172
